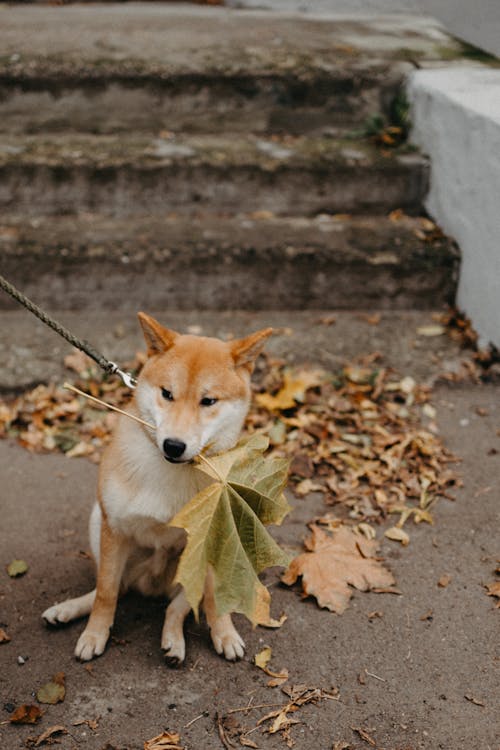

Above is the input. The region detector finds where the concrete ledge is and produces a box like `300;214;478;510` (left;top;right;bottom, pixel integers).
408;66;500;348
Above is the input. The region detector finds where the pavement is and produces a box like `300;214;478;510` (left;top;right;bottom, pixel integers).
0;313;499;750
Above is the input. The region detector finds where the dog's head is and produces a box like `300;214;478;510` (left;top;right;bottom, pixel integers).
134;312;272;463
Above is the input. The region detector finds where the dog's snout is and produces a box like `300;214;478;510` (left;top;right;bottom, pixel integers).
163;438;187;461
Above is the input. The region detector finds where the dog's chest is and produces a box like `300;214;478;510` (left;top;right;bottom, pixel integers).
104;456;209;548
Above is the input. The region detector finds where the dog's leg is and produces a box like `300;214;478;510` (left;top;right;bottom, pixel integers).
74;517;129;661
43;590;96;625
161;587;191;667
203;567;245;661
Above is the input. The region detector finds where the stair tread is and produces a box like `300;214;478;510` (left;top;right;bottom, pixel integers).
0;211;457;263
0;132;424;169
1;6;461;79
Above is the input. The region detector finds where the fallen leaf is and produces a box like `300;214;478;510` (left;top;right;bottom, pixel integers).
420;609;433;621
170;435;290;625
255;369;323;411
239;736;258;748
9;704;43;724
7;559;28;577
384;526;410;546
485;581;500;607
36;672;66;704
72;717;99;730
282;525;395;614
438;574;452;588
267;669;289;688
143;731;183;749
0;627;11;643
351;727;376;746
64;349;95;376
26;725;67;747
416;325;446;337
294;478;324;497
254;646;272;670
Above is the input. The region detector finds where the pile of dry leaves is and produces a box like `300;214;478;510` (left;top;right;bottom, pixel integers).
0;349;459;531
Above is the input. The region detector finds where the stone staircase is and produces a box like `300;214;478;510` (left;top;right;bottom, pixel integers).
0;4;461;312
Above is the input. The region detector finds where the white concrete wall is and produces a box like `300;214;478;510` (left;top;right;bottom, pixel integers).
420;0;500;58
409;67;500;348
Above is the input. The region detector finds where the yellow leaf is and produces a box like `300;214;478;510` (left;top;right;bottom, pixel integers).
256;369;323;411
254;646;272;670
170;436;290;625
143;731;183;750
7;559;28;577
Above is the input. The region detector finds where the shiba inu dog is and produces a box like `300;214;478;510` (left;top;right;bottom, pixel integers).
42;312;272;665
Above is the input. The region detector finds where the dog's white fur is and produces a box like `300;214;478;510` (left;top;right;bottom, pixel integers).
42;314;272;665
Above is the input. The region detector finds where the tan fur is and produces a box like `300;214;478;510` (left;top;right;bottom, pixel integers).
42;314;272;665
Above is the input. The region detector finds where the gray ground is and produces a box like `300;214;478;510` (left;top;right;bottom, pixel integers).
0;316;498;750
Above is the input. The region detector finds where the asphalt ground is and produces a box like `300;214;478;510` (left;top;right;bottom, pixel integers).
0;328;498;749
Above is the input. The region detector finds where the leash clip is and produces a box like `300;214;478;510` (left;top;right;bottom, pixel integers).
108;362;137;389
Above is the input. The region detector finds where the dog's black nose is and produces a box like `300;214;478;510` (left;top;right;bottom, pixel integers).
163;438;187;460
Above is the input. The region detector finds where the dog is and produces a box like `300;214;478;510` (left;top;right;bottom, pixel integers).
42;312;272;665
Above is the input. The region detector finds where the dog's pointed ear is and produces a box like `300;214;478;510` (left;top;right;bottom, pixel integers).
231;328;273;372
138;312;178;357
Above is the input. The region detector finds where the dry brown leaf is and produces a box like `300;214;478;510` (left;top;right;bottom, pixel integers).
72;717;99;730
26;725;67;747
143;731;183;749
384;526;410;546
485;581;500;607
9;704;43;724
64;349;95;376
282;525;395;614
254;646;288;686
239;736;258;748
352;727;376;746
438;574;452;588
0;627;11;643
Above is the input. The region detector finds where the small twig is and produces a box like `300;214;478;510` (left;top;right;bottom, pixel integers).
364;669;386;682
184;712;207;728
228;702;288;715
63;382;154;430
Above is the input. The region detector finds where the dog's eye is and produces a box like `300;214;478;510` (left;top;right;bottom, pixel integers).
200;397;218;407
161;388;174;401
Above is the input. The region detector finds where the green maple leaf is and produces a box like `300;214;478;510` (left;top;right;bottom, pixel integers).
169;435;291;626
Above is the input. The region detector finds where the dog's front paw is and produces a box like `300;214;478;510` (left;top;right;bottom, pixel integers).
43;602;78;625
161;635;186;668
210;618;245;661
75;629;109;661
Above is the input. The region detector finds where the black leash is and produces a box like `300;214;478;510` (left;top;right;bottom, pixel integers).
0;273;137;388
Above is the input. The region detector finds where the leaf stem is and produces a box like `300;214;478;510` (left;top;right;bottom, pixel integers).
195;452;226;483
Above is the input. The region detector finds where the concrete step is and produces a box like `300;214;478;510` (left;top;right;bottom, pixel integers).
0;213;458;311
0;6;463;135
0;134;428;217
0;308;465;392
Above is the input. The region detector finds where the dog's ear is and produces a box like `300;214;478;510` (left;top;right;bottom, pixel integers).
231;328;273;372
138;312;178;356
